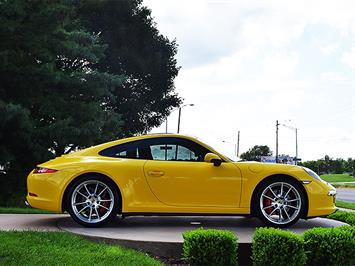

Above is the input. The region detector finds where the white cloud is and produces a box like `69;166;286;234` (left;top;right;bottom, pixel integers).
341;47;355;69
144;0;355;160
320;43;339;55
321;72;348;81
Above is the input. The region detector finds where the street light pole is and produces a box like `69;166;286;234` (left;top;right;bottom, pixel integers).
279;122;298;165
295;128;298;165
177;107;182;133
237;131;240;157
276;120;279;163
177;103;194;133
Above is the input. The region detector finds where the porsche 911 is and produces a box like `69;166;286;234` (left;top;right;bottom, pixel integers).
26;134;336;227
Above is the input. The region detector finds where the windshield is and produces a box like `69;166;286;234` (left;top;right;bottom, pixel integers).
194;136;242;162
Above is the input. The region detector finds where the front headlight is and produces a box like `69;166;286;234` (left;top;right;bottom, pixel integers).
301;167;323;182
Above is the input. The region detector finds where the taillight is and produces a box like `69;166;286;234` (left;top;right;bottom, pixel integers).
33;167;58;174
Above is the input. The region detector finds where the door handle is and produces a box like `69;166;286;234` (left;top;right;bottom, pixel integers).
148;171;165;177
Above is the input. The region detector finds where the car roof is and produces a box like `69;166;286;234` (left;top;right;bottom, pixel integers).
72;134;231;162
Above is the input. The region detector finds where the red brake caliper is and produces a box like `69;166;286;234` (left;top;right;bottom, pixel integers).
263;191;273;214
99;192;110;215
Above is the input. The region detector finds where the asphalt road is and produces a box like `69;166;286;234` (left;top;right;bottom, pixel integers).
336;188;355;203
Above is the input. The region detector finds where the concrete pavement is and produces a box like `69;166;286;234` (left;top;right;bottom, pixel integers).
57;216;347;244
336;188;355;202
0;213;349;262
0;214;67;231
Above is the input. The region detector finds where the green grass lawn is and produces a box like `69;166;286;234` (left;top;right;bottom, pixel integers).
0;207;53;214
336;200;355;211
333;183;355;188
0;231;162;266
320;174;355;183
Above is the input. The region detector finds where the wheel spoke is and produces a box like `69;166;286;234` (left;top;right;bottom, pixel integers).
286;198;300;202
77;191;88;199
268;187;278;198
285;204;299;210
278;208;282;221
95;207;100;220
73;201;87;206
269;207;278;216
98;204;109;211
84;184;91;196
94;183;99;195
283;206;291;220
78;205;89;213
263;205;273;210
280;183;284;196
262;194;274;201
284;187;292;198
99;199;112;202
88;207;93;222
98;186;107;197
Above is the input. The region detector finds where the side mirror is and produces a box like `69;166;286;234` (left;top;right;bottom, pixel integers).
204;153;222;166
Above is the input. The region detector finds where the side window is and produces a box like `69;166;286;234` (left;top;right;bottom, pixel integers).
149;138;209;162
99;140;152;159
99;137;210;161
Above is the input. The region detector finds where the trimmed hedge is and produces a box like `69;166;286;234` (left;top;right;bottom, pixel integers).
252;228;306;266
182;228;238;265
304;227;355;266
327;210;355;226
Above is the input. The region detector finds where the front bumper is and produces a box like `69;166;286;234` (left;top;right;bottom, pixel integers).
305;181;337;217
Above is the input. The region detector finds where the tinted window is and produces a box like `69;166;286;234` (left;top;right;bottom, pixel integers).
148;138;209;162
99;141;149;159
99;137;210;161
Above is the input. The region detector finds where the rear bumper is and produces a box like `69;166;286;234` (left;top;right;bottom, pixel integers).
26;170;64;213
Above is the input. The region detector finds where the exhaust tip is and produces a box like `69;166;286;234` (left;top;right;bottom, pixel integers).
24;200;32;208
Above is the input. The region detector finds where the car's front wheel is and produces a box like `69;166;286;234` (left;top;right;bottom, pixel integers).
255;177;306;227
67;175;119;227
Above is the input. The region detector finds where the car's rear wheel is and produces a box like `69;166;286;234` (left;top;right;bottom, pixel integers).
255;177;306;227
67;175;119;227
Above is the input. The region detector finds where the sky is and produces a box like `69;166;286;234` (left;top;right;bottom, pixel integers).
145;0;355;161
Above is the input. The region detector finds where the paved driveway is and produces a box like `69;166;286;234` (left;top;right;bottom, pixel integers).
0;214;67;231
336;188;355;203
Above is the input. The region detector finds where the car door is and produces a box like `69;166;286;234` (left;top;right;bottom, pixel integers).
143;137;242;207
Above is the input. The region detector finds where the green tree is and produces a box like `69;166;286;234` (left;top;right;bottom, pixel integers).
77;0;181;134
0;0;180;206
240;145;272;161
0;0;124;205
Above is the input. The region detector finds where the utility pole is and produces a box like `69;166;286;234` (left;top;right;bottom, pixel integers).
165;119;168;133
276;120;279;163
237;131;240;157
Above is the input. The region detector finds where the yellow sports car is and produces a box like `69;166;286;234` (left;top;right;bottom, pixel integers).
26;134;336;227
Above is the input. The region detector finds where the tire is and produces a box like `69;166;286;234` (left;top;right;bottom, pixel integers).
66;175;120;227
254;177;306;227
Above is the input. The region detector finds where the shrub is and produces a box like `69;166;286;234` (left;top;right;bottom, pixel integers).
182;228;238;265
327;210;355;226
304;227;355;266
252;227;306;266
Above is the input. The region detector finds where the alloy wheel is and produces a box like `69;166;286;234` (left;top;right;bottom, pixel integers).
259;182;302;225
71;180;115;224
